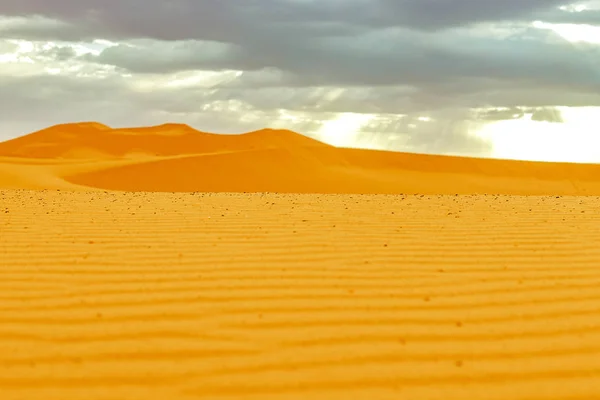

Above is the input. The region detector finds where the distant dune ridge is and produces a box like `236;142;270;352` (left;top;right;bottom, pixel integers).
1;122;600;194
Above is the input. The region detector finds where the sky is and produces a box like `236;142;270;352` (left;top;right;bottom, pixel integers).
1;1;600;162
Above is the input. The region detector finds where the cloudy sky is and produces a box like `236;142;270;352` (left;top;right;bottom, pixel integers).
1;1;600;162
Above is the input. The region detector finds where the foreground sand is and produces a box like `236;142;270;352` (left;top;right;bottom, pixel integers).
2;190;600;399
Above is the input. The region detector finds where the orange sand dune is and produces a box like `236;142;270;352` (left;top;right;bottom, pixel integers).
3;124;600;399
2;122;600;194
0;122;329;159
2;190;600;400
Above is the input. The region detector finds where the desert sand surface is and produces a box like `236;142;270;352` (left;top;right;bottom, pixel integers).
2;123;600;399
2;191;600;400
2;122;600;194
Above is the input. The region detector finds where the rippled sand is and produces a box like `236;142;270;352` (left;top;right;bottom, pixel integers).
2;191;600;399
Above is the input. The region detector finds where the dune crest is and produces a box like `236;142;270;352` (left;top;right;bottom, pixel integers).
2;122;600;194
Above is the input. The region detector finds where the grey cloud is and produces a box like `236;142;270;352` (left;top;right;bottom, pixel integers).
51;45;75;60
0;0;569;42
375;0;567;30
476;106;564;122
475;107;526;121
82;40;241;74
461;84;600;108
537;6;600;25
80;26;600;110
35;44;77;61
136;80;600;117
222;68;294;88
0;1;266;42
3;1;597;107
0;74;134;123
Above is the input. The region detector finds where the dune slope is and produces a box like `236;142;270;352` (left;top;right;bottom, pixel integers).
2;122;600;194
64;146;600;194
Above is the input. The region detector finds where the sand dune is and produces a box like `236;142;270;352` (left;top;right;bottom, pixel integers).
0;122;329;159
2;190;600;400
2;122;600;194
3;123;600;399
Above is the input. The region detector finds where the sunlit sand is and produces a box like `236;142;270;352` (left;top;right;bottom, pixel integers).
1;123;600;399
2;122;600;194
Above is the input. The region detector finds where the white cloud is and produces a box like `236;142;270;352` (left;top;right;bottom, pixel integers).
479;107;600;162
533;21;600;43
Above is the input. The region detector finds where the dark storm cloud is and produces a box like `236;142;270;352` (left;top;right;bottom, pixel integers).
1;0;594;98
375;0;568;30
70;25;599;115
85;26;595;81
0;0;569;42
